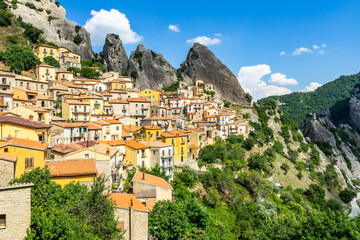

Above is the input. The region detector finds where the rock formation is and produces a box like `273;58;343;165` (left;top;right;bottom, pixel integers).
103;34;128;74
10;0;93;59
301;109;360;178
180;43;248;105
128;44;177;90
349;85;360;131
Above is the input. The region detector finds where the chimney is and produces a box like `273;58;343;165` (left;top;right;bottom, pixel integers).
142;172;145;180
29;114;34;121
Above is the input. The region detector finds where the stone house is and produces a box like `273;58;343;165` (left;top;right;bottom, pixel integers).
0;183;33;240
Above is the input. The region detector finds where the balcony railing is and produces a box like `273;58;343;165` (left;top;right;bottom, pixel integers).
141;155;146;158
94;103;100;107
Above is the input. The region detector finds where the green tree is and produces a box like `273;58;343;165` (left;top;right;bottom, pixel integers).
339;189;357;203
43;56;60;67
149;200;189;240
73;33;83;45
10;168;123;240
0;44;40;71
23;23;44;43
81;67;100;79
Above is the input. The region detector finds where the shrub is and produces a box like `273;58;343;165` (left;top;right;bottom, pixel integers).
273;141;284;154
46;9;51;14
23;23;43;43
25;2;36;9
326;199;343;211
75;25;81;33
5;35;19;44
0;44;40;71
73;34;83;45
243;112;251;119
0;9;12;27
80;67;100;79
43;56;60;68
297;171;303;180
288;149;298;163
54;1;60;7
130;70;137;79
248;153;267;171
0;0;7;10
339;189;356;204
315;141;333;156
281;163;290;175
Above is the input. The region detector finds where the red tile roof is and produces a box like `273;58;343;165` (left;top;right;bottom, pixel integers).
132;171;173;189
110;193;148;211
0;115;51;129
0;137;48;150
47;159;97;177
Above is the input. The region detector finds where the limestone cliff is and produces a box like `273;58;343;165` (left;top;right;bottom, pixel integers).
103;34;128;74
128;44;177;90
180;43;248;105
10;0;93;59
349;85;360;131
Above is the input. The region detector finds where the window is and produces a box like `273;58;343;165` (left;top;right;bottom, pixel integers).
84;153;90;159
171;139;174;145
4;148;8;152
74;114;78;120
135;104;138;107
181;147;183;154
2;78;6;84
181;156;183;162
118;221;125;231
25;157;34;169
20;82;23;87
41;84;43;89
156;131;159;137
0;214;6;228
84;114;87;121
116;126;119;131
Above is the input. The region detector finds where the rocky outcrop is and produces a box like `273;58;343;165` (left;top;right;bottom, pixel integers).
128;44;177;90
349;85;360;131
301;109;360;178
11;0;93;59
103;34;128;74
180;43;248;105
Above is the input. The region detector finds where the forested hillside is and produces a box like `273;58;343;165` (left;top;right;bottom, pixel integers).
148;100;360;239
259;73;360;125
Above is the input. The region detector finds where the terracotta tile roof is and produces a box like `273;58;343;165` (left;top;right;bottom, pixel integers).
187;127;203;132
162;130;187;138
98;140;149;150
127;98;150;103
139;141;172;148
0;152;17;162
110;193;148;211
65;143;119;157
47;159;97;177
122;129;132;138
52;141;96;154
0;71;15;77
123;125;141;133
0;137;48;150
189;144;200;149
87;123;102;130
51;116;66;121
93;120;110;126
0;115;51;129
55;122;89;128
102;119;122;124
132;171;173;189
143;125;162;130
143;117;171;121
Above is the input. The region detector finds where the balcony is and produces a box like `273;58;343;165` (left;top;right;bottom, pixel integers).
45;72;50;75
0;102;8;107
181;141;185;145
94;103;101;107
141;155;146;158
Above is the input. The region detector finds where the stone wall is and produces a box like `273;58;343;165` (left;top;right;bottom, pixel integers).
0;160;15;187
114;207;148;240
0;184;32;240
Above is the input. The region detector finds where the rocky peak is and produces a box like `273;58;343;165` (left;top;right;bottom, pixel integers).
180;43;248;105
10;0;93;59
103;34;128;75
127;44;177;90
349;84;360;131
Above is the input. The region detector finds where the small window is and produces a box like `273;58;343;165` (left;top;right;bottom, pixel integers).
25;157;34;169
4;148;8;152
118;221;125;231
84;153;90;159
0;214;6;227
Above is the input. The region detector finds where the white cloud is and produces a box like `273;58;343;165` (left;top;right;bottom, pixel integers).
84;9;143;45
168;24;180;32
313;44;320;50
269;73;298;86
301;82;322;92
292;47;313;56
280;51;285;56
237;64;292;100
318;50;325;54
186;36;221;46
322;43;326;47
214;33;222;37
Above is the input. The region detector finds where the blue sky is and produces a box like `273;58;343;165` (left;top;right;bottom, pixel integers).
60;0;360;100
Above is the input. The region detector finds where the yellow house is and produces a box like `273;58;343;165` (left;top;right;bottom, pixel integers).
59;49;81;64
35;64;56;82
0;137;48;178
136;125;162;141
62;100;90;121
9;105;51;124
34;44;59;62
161;130;188;162
47;159;97;186
106;81;126;91
0;115;51;142
56;71;74;81
139;89;162;103
98;140;151;169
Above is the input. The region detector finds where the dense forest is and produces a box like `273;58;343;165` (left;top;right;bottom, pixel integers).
259;72;360;126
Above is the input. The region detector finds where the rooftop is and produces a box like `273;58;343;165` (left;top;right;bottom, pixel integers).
0;115;51;129
132;171;173;189
47;159;97;177
110;193;148;211
0;137;48;150
139;141;172;148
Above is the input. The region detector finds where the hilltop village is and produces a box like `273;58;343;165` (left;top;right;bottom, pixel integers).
0;44;253;239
